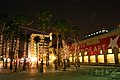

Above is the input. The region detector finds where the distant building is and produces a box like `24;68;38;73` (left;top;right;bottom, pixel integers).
28;33;50;63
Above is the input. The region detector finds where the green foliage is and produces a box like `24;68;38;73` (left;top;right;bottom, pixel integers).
38;9;53;31
12;14;33;26
53;19;70;32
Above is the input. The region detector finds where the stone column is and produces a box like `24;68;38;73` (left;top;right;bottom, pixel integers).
113;48;119;64
103;50;108;64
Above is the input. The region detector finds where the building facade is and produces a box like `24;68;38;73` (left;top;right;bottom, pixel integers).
68;28;120;65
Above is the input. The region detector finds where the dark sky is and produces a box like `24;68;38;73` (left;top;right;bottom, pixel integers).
0;0;120;38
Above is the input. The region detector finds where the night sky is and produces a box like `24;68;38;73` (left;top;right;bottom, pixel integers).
0;0;120;38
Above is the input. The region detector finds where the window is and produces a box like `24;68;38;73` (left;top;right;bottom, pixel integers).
108;49;112;53
79;57;82;62
118;53;120;63
98;55;104;63
106;30;108;32
84;56;88;63
79;53;81;56
84;52;87;55
96;32;98;34
107;54;115;63
119;48;120;52
100;50;102;54
91;34;93;36
99;31;101;33
90;55;96;63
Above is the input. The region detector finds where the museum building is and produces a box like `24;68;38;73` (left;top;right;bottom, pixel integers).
68;28;120;65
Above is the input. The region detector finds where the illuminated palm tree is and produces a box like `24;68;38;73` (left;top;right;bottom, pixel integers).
0;13;10;68
13;14;33;70
8;18;19;70
38;9;52;72
0;14;20;70
11;15;32;71
70;25;81;66
53;19;70;70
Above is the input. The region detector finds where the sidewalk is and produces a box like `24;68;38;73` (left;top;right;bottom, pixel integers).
0;64;119;74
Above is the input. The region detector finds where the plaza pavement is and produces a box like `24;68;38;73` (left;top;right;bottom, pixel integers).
0;64;119;80
0;66;110;80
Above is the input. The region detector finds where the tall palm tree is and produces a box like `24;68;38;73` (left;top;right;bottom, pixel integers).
0;14;20;70
13;14;33;70
70;25;81;66
22;34;30;70
33;36;41;67
8;18;19;70
0;13;11;68
53;19;70;69
38;9;53;72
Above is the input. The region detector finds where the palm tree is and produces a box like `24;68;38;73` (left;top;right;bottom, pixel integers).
8;18;19;70
13;14;33;70
33;36;41;67
0;14;20;70
0;13;10;68
18;32;24;66
53;19;70;69
22;34;30;70
38;9;53;72
70;25;81;66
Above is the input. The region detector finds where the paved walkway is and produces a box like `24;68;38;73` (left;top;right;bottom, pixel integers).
0;64;119;73
1;64;120;80
0;71;109;80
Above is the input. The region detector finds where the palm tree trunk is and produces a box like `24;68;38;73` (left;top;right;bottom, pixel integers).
1;35;4;67
23;42;26;70
4;40;8;68
57;34;59;66
10;38;14;70
14;38;19;72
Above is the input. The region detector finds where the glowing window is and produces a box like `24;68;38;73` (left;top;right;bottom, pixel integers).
96;32;98;34
88;35;90;37
108;49;112;53
74;54;76;56
107;54;115;63
84;56;88;63
90;55;96;63
79;53;81;56
73;57;75;62
69;57;72;62
98;55;104;63
99;31;101;33
118;53;120;63
106;30;108;32
102;30;105;33
84;52;87;55
91;34;93;36
100;50;102;54
79;56;82;62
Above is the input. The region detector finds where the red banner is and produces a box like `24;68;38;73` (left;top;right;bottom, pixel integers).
68;34;120;55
